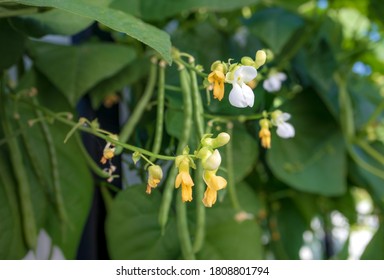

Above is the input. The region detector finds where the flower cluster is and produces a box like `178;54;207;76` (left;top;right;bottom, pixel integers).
145;132;230;207
207;50;267;108
259;110;295;149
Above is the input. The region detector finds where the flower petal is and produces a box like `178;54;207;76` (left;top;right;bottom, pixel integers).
241;84;255;107
235;66;257;83
277;122;295;138
229;83;248;108
263;76;281;92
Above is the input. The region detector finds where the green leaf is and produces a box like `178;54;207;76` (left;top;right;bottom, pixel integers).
10;9;93;37
88;57;148;110
248;8;304;54
14;70;93;259
13;0;172;63
30;41;136;106
106;185;180;259
0;149;27;259
271;199;308;259
350;143;384;207
111;0;261;21
360;225;384;260
165;108;198;150
197;194;263;259
0;19;26;71
221;125;259;183
267;92;347;196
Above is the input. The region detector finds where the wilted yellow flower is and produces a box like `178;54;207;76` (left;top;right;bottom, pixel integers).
146;165;163;194
259;119;271;149
208;70;226;101
175;156;194;202
202;170;227;207
100;143;116;164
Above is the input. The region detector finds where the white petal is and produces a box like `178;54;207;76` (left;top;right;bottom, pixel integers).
23;250;37;260
35;229;52;260
276;72;287;81
281;112;291;122
263;76;281;92
51;246;66;260
203;149;222;171
277;122;295;138
235;66;257;83
241;84;255;107
229;84;248;108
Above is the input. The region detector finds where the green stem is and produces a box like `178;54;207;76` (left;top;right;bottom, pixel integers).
75;134;110;178
0;78;37;250
9;94;176;161
225;123;241;211
356;139;384;166
361;100;384;132
115;58;158;155
150;62;165;162
174;57;208;78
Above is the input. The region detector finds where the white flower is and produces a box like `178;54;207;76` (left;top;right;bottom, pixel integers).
271;111;295;138
227;66;257;108
263;72;287;92
23;229;65;260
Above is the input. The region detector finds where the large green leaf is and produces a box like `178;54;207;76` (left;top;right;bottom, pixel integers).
111;0;260;21
248;8;304;54
272;199;308;259
0;150;27;259
351;144;384;208
197;184;263;259
360;225;384;260
30;41;136;106
267;92;347;196
12;70;94;259
221;125;259;183
13;0;172;63
106;185;180;259
0;18;26;71
10;9;93;37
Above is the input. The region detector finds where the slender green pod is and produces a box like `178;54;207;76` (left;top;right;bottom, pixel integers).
158;66;195;259
0;79;37;250
189;65;205;138
115;58;158;155
192;161;205;253
150;61;165;162
176;189;196;260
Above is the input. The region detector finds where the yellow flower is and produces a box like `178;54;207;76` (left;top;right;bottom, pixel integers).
146;165;163;194
259;119;271;149
208;70;226;101
175;157;194;202
100;143;115;164
202;170;227;207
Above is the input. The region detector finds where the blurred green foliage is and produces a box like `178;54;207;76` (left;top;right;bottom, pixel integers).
1;0;384;260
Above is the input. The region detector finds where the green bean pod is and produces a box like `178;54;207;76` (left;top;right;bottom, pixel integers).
0;81;37;250
150;61;165;162
116;58;158;155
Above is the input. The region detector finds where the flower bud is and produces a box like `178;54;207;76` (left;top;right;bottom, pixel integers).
241;56;255;66
254;50;267;69
212;132;230;148
146;165;163;194
202;149;222;171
